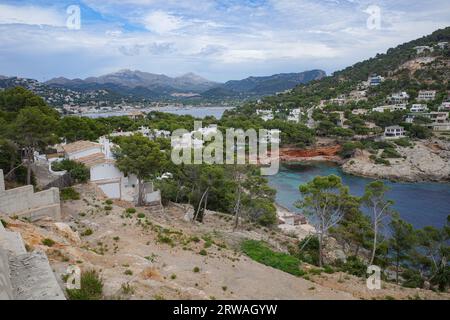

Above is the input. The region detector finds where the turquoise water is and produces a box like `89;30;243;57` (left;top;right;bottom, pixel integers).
268;162;450;229
84;106;234;119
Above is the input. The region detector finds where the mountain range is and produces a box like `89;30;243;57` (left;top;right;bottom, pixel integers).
44;69;326;99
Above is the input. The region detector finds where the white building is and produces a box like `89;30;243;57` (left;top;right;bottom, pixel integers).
438;101;450;111
417;90;436;101
414;46;434;54
368;75;384;86
389;92;410;104
384;126;406;139
256;109;274;121
410;104;428;113
287;109;302;122
352;109;369;115
437;42;448;50
372;105;407;113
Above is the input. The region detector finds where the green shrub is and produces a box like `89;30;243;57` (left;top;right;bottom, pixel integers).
60;187;80;201
340;256;367;277
52;159;90;183
193;267;200;273
199;249;208;256
124;269;133;276
42;238;55;247
381;148;401;158
105;199;113;205
394;138;412;147
374;157;390;165
137;213;146;219
298;236;320;266
241;240;304;276
104;205;113;211
66;270;103;300
126;208;136;214
81;229;93;237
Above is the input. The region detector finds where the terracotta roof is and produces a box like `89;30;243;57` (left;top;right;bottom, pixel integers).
76;153;115;168
62;141;101;154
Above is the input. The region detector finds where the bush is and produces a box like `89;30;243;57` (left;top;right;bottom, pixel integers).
42;238;55;247
394;138;412;147
81;229;93;237
193;267;200;273
52;159;89;183
340;256;367;277
104;205;113;211
374;157;390;165
60;187;80;201
298;236;320;266
381;148;401;158
241;240;304;276
199;249;208;256
105;199;113;205
137;213;146;219
126;208;136;214
66;270;103;300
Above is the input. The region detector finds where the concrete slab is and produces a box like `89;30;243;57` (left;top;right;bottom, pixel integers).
0;249;14;300
0;231;27;255
9;251;66;300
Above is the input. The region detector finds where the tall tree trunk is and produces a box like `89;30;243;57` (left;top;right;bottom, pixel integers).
396;252;400;284
318;232;323;268
193;188;209;223
26;148;33;186
370;222;378;265
233;185;242;231
137;178;144;206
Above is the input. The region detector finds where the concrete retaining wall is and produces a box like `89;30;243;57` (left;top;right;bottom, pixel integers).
0;170;61;221
0;249;13;300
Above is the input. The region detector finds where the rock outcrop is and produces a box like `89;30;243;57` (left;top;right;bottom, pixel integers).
343;140;450;182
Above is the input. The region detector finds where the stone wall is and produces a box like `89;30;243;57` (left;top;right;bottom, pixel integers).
0;248;13;300
0;170;61;221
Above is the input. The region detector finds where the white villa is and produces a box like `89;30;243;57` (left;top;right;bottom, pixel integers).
60;139;162;203
368;74;384;86
417;90;436;101
389;92;410;104
351;108;369;115
414;46;434;54
384;126;406;140
372;104;407;113
439;101;450;111
437;42;448;50
410;104;429;113
422;112;450;131
256;109;274;121
287;109;302;122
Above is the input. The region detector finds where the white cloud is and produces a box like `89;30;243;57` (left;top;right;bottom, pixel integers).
143;11;185;34
0;4;65;27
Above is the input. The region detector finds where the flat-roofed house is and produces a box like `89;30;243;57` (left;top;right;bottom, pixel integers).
439;101;450;111
389;92;410;104
410;104;428;113
414;46;434;54
417;90;436;101
384;125;406;139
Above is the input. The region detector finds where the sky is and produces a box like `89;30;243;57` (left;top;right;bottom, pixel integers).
0;0;449;82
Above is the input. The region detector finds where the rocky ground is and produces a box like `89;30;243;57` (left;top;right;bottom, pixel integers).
1;183;448;300
343;139;450;182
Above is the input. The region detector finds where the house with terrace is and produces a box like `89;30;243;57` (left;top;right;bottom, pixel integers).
384;126;406;140
417;90;436;101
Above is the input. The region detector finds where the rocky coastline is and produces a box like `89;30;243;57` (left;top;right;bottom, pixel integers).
280;139;450;183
